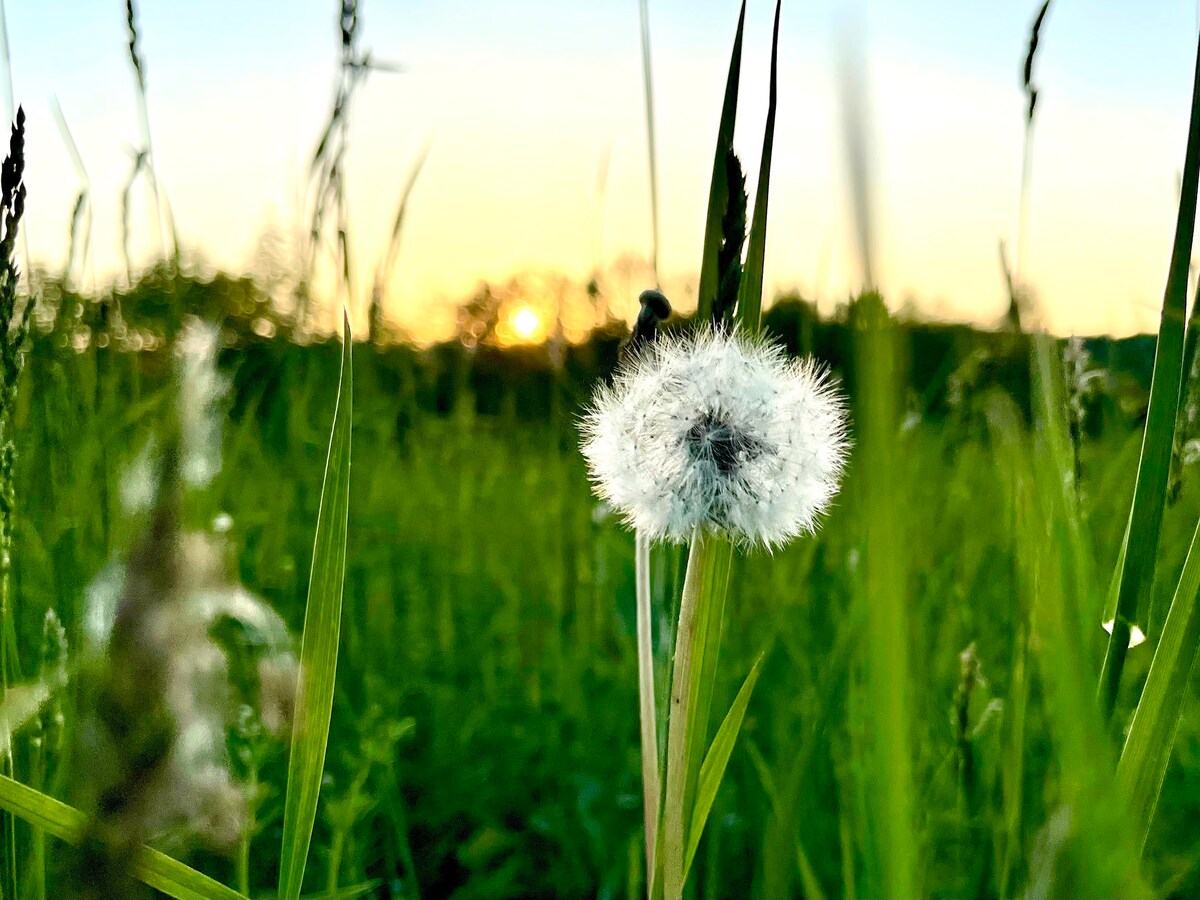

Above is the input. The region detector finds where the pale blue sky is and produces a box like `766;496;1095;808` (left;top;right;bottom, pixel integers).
5;0;1200;338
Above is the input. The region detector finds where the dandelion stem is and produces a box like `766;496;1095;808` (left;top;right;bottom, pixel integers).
662;529;711;900
634;530;660;879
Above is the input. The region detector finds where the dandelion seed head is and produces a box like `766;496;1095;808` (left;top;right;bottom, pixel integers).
581;327;849;548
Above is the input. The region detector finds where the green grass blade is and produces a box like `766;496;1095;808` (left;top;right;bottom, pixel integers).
683;652;764;880
696;1;745;322
661;531;732;899
278;309;354;900
1118;515;1200;850
309;880;383;900
137;848;248;900
0;774;247;900
853;295;916;900
681;536;733;848
735;0;780;334
794;838;827;900
1099;25;1200;716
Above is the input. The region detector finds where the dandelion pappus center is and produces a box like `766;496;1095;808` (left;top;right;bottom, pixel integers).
684;410;770;475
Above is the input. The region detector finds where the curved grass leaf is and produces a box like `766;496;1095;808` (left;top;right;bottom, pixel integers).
278;309;354;900
735;0;780;334
1099;24;1200;716
1118;515;1200;851
683;652;764;880
0;774;247;900
696;1;745;322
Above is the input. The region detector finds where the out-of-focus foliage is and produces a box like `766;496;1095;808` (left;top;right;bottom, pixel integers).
10;271;1199;898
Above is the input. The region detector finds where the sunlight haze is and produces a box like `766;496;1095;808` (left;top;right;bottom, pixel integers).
8;0;1200;339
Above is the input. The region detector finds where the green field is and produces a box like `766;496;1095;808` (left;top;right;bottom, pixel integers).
6;310;1200;899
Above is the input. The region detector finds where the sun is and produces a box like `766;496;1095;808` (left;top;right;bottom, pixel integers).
511;306;542;340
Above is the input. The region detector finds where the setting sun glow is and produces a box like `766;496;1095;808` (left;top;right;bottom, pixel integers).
511;307;542;341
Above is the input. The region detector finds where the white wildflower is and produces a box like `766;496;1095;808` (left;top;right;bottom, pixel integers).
581;327;849;548
176;317;226;488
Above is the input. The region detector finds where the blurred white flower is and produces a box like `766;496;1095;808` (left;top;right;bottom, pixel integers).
581;327;849;548
176;317;226;488
119;439;159;514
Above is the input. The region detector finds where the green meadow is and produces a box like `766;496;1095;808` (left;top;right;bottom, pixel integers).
4;288;1200;898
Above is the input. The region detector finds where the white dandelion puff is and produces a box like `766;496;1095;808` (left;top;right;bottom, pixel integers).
581;327;849;548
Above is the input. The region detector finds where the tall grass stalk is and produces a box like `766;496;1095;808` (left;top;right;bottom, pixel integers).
853;296;916;900
638;0;661;284
306;0;400;331
0;106;25;900
123;0;175;264
1098;19;1200;718
997;12;1050;893
835;11;918;895
0;1;12;122
51;99;93;291
368;144;429;344
634;530;659;878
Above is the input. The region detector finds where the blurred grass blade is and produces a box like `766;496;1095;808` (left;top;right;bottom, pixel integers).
639;0;661;284
1098;23;1200;717
307;881;382;900
836;13;876;291
278;309;354;900
1118;515;1200;850
735;0;780;334
696;1;745;322
683;652;764;880
853;296;916;900
370;142;431;341
795;838;827;900
0;774;247;900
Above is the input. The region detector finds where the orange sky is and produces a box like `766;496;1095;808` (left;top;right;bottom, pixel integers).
10;0;1200;341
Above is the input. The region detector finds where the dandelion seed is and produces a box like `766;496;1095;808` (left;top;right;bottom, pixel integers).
581;326;848;548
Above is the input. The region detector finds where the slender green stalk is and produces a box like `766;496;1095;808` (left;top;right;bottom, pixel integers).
237;770;256;898
0;106;25;900
662;530;713;900
854;296;916;900
1099;22;1200;719
1118;514;1200;850
638;0;661;285
634;531;660;879
327;828;346;897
